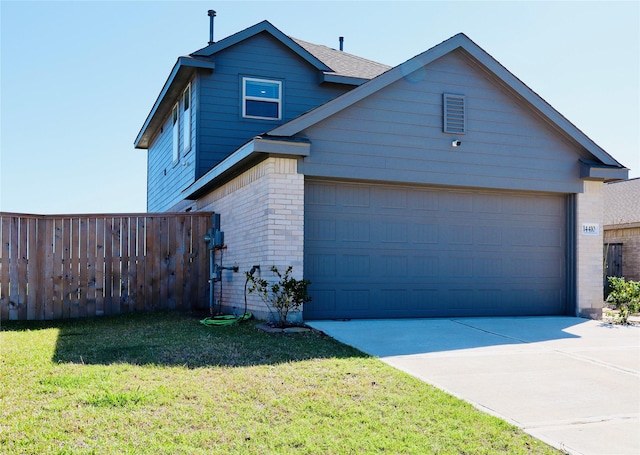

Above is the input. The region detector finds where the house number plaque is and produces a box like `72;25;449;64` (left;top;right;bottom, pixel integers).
581;223;600;235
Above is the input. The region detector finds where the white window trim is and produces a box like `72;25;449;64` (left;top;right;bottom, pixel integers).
242;77;282;120
172;103;179;163
182;83;191;153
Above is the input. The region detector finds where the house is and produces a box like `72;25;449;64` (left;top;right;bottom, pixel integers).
134;20;390;212
603;178;640;284
135;19;628;321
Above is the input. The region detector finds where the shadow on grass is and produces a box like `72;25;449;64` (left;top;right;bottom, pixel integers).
2;311;368;368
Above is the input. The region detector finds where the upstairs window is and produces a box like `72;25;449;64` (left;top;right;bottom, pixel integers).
242;77;282;120
443;93;466;134
172;104;179;162
182;84;191;152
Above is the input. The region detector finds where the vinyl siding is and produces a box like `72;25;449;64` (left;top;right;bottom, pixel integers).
147;78;196;212
298;50;585;194
196;32;350;178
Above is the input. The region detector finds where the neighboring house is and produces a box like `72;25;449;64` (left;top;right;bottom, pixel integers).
135;20;628;321
603;178;640;283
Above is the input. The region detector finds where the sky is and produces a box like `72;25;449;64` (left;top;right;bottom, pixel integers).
1;0;638;215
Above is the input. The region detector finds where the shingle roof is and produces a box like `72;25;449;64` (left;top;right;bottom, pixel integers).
190;20;390;82
291;37;391;80
604;178;640;226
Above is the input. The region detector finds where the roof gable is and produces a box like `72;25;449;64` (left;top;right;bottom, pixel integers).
268;33;626;173
135;20;390;149
191;20;331;72
134;56;215;149
192;21;390;84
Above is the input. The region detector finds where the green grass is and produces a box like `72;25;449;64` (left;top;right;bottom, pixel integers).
0;312;561;454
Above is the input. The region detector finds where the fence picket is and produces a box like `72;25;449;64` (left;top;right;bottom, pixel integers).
159;216;169;310
70;218;81;318
174;216;186;310
105;217;124;314
86;218;97;317
17;217;28;320
8;217;20;320
77;218;88;318
0;212;212;320
95;218;105;316
62;218;71;318
120;217;129;313
43;218;55;320
128;217;138;312
167;216;177;310
136;217;146;312
52;219;64;319
26;218;38;320
196;215;209;311
103;218;112;315
0;216;10;320
146;216;157;311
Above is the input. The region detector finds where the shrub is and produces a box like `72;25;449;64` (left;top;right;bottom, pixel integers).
606;277;640;324
246;266;311;327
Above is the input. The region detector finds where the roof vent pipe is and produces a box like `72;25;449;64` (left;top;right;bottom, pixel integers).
339;36;344;51
208;10;216;45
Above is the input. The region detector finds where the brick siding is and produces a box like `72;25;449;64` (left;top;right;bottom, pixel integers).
195;157;304;321
575;180;604;318
605;227;640;282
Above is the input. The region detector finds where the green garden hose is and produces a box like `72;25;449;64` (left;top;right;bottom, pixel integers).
200;312;252;327
200;270;254;327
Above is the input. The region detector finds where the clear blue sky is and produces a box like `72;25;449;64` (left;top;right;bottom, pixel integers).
1;0;638;214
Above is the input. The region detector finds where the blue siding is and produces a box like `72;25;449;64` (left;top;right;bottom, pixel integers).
196;32;350;178
298;50;585;194
147;31;355;210
147;78;196;212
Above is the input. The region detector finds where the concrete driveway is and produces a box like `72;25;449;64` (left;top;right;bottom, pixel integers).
307;317;640;455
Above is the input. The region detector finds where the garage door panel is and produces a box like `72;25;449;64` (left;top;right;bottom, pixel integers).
306;287;565;319
306;218;336;241
304;181;566;319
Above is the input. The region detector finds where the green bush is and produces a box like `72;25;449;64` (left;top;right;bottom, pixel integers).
246;265;311;327
606;277;640;324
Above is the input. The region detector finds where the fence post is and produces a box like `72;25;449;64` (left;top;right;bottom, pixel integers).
0;212;213;320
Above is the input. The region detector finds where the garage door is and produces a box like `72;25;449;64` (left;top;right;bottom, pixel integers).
303;180;567;319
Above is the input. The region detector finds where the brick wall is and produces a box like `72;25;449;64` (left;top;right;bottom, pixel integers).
605;227;640;282
195;157;304;321
575;180;604;318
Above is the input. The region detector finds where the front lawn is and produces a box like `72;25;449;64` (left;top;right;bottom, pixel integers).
0;312;561;454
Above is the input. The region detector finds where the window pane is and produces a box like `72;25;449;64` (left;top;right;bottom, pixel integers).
245;80;279;99
183;85;190;111
246;100;279;118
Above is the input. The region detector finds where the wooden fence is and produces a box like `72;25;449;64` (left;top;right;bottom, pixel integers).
0;212;213;320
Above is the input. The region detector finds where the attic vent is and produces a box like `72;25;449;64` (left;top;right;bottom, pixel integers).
443;93;466;134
